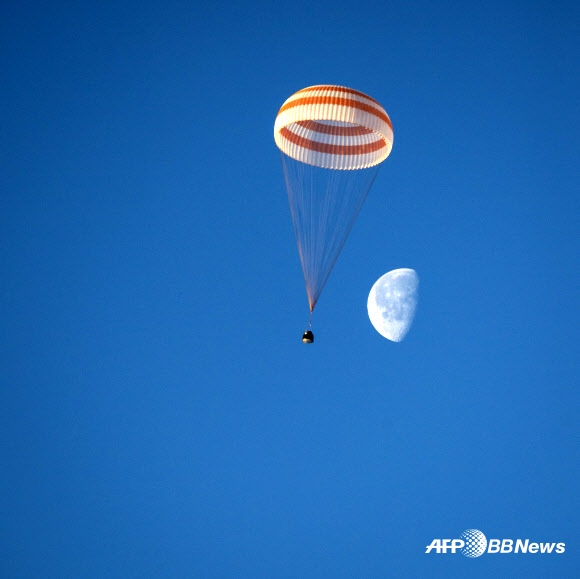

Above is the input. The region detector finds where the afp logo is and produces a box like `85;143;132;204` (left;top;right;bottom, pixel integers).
426;529;565;557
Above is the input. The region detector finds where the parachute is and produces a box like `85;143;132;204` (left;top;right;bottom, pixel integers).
274;85;394;338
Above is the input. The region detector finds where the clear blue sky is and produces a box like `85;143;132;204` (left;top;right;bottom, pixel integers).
1;0;579;577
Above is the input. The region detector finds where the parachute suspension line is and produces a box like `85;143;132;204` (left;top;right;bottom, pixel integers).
282;152;315;310
282;151;381;313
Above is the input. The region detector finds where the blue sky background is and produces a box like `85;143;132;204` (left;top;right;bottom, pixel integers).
1;0;579;577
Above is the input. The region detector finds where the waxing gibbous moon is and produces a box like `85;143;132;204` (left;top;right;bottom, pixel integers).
367;268;419;342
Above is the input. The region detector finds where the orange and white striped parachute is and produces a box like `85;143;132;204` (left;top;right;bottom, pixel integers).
274;85;393;170
275;85;393;322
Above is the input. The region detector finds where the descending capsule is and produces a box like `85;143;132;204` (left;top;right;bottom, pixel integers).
301;330;314;344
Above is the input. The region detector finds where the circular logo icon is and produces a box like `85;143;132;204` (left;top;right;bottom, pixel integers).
460;529;487;558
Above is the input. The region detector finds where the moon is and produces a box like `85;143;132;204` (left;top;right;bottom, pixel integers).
367;268;419;342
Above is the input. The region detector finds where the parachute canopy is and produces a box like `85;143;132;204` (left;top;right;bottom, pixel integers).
275;85;393;314
274;85;393;170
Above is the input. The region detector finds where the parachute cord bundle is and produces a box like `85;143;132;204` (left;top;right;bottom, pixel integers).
281;151;380;313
